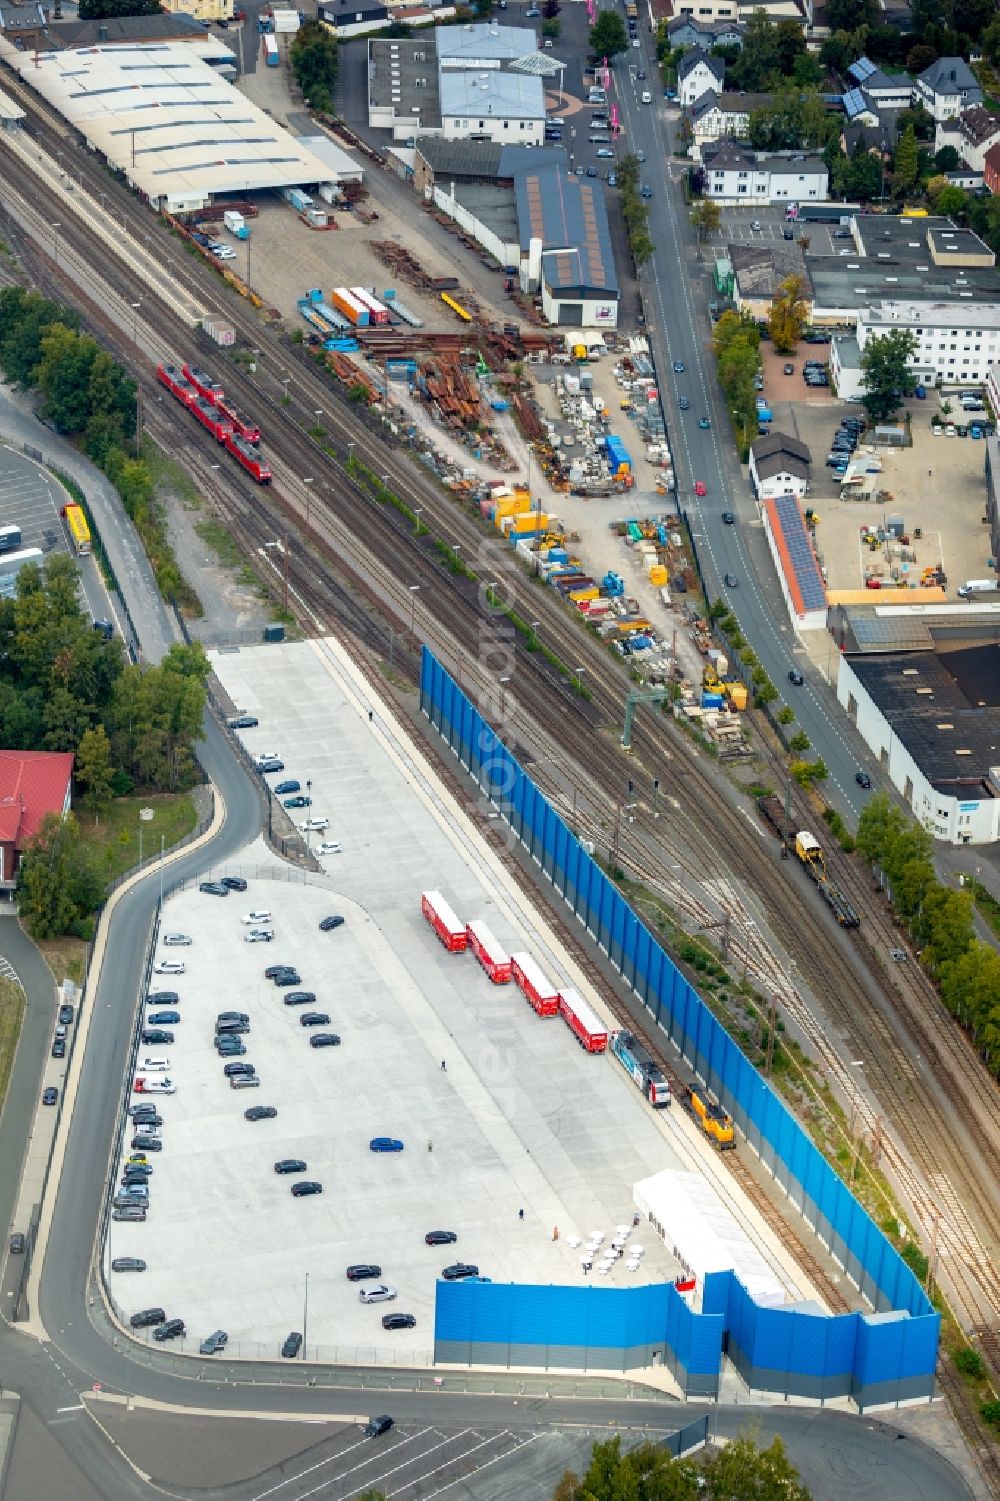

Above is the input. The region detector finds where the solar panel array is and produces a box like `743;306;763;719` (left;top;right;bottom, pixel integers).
773;495;826;612
842;88;868;117
852;616;934;650
848;56;877;83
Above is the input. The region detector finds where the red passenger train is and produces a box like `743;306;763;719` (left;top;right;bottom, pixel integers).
156;362;269;483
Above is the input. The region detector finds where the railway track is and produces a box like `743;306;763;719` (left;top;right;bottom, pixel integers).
3;114;999;1378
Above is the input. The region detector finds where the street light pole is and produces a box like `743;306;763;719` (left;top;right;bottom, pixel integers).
303;476;314;528
408;584;420;637
303;1271;309;1360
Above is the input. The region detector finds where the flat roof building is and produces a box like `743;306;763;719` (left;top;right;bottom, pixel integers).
4;42;334;211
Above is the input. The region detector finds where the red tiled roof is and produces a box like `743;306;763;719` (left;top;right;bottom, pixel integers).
0;750;74;849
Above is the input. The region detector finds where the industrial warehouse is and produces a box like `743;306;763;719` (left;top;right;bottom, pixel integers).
0;41;335;211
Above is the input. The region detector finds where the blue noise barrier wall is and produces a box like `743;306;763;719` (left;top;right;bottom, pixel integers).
421;649;939;1408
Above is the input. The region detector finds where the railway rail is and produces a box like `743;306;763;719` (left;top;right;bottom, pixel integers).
2;114;999;1438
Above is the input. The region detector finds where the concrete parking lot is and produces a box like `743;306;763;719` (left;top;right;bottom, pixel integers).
710;205;842;258
0;443;72;562
105;638;710;1362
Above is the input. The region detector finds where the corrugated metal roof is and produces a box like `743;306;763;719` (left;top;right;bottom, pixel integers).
515;165;617;294
6;43;334;202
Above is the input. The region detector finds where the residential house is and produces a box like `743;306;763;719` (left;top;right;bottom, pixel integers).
985;141;1000;195
749;432;811;501
701;139;828;203
677;48;725;109
841;118;898;163
687;89;773;150
0;750;74;888
666;15;743;51
938;105;1000;172
914;57;983;123
845;57;914;112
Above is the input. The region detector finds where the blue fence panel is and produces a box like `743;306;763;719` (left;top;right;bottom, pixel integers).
420;651;940;1402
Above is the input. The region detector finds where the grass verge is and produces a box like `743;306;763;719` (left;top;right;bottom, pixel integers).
0;977;25;1113
194;517;246;571
79;791;198;887
36;938;88;990
144;444;202;510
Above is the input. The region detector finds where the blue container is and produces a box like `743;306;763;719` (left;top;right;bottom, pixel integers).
701;692;724;708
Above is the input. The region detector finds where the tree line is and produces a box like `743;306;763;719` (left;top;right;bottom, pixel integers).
0;288;186;602
856;794;1000;1074
5;556;209;938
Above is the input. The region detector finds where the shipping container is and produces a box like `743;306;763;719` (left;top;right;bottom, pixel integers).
349;287;390;326
263;32;279;65
558;988;608;1053
510;952;560;1016
0;524;23;555
466;920;512;983
202;319;237;347
331;288;370;327
420;890;467;952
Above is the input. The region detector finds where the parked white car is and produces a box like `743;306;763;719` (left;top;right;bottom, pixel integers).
359;1284;397;1304
134;1077;176;1095
254;752;280;766
162;933;192;946
242;911;272;925
245;930;274;944
139;1056;170;1072
154;960;186;975
317;841;343;856
300;817;329;833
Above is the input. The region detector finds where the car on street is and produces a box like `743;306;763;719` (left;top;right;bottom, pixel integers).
273;782;299;796
364;1415;394;1439
200;1330;229;1355
724;573;738;588
585;165;597;176
722;511;735;525
783;228;794;240
310;1033;341;1048
788;669;804;686
347;1264;382;1281
639;180;653;196
678;395;689;410
319;915;344;931
245;929;274;943
111;1257;146;1272
694;480;707;496
199;881;228;896
607;170;617;184
9;1233;26;1254
148;1011;180;1025
281;1331;303;1359
525;4;540;11
153;960;185;975
636;149;646;162
672;362;684;373
162;933;191;946
856;771;872;788
359;1284;397;1304
383;1313;416;1330
216;1038;246;1056
59;1004;74;1025
284;796;311;808
425;1230;458;1245
636;68;646;79
370;1137;404;1152
441;1263;479;1281
51;1038;65;1059
221;876;248;891
42;1087;58;1105
300;1012;331;1027
291;1181;323;1197
242;910;272;925
245;1105;277;1121
228;714;258;729
275;1159;307;1174
141;1029;173;1046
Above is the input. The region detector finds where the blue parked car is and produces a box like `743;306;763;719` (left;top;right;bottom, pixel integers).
274;780;300;795
148;1011;180;1025
370;1137;404;1153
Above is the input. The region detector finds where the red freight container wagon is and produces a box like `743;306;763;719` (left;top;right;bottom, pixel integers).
421;890;467;952
510;952;559;1016
558;988;608;1053
466;920;512;984
183;364;225;404
216;398;260;444
193;398;232;442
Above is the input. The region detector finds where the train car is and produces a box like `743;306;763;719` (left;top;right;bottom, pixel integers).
466;920;512;984
683;1084;735;1149
225;432;271;483
349;287;390;326
510;952;559;1017
756;795;789;842
183;364;225;405
558;989;608;1053
216;398;260;445
192;398;233;443
156;362;185;396
420;890;467;952
62;503;92;556
611;1029;671;1105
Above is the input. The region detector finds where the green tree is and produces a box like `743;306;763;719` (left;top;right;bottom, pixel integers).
819;30;855;73
789;729;811;753
933;144;960;173
589;8;627;57
895;106;934;143
825;0;877;27
846;150;884;201
893;123;919;192
940;942;1000;1033
34;323;99;434
690;198;722;240
76;724;115;818
984;15;1000;64
933;185;968;218
290;20;338;111
767;273;807;353
703;1433;812;1499
16;811;106;940
859;327;917;422
78;0;160;15
920;885;975;972
542;17;560;37
732;10;780;88
0;288;75;385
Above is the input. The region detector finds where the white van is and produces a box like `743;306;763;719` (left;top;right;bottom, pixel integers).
957;578;998;597
641;90;652;103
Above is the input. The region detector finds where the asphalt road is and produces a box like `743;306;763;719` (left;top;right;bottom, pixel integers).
608;78;882;823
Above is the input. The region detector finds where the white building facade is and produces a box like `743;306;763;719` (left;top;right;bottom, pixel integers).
856;300;1000;387
702;142;828;203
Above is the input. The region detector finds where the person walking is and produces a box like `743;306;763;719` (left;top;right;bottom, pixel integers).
518;1208;524;1221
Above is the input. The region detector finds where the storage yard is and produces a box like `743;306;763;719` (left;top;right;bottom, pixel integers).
103;637;811;1364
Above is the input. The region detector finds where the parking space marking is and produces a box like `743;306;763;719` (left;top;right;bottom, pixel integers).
249;1426;438;1501
388;1431;539;1499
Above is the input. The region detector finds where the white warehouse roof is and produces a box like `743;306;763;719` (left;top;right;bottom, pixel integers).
440;70;544;121
6;43;333;206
